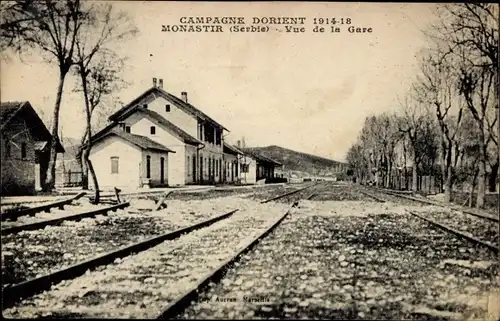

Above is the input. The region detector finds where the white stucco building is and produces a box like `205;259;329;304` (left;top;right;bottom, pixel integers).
90;78;236;188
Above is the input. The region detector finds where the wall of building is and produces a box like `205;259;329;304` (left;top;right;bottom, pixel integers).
89;136;142;189
120;100;226;186
147;96;198;138
238;154;256;184
1;119;36;195
127;116;186;186
257;163;275;180
185;144;198;184
198;149;224;184
141;150;169;187
224;153;238;183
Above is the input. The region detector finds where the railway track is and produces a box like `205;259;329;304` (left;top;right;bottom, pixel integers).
1;202;130;235
2;184;319;317
382;190;498;222
1;192;87;221
359;188;499;254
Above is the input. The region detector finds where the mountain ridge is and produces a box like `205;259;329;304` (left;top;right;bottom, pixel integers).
243;145;346;177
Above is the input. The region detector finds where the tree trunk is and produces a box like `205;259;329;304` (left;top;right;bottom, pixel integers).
76;132;89;189
79;143;89;190
44;70;68;191
476;159;486;208
488;161;498;192
476;138;487;208
84;146;99;204
79;64;99;203
443;145;453;203
444;164;452;204
469;167;478;208
412;159;418;192
440;138;446;194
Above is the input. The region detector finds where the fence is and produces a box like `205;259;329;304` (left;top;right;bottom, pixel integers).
57;170;83;187
383;174;441;195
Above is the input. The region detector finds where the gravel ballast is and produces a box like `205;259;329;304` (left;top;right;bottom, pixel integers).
2;198;291;318
179;200;499;320
1;197;246;287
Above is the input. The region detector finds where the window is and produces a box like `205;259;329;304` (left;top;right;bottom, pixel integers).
215;129;221;146
146;155;151;178
143;104;148;109
187;156;190;174
119;122;125;130
111;157;119;174
150;126;156;135
166;104;171;112
125;126;131;133
4;139;10;158
21;143;27;160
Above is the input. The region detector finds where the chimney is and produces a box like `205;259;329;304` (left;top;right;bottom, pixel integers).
237;140;241;148
153;77;157;87
158;79;163;89
181;91;188;103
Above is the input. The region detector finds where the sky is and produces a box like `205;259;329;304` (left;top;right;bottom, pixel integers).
0;2;437;162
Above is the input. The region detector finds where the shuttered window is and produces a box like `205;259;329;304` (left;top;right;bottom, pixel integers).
111;157;119;174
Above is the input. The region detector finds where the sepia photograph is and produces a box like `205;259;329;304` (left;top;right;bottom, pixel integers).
0;1;499;319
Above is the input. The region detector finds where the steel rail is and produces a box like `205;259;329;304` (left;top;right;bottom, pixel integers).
157;209;292;319
260;182;317;204
408;211;499;254
1;192;87;222
358;190;387;203
306;193;317;200
1;202;130;235
1;209;238;308
358;189;498;253
383;191;499;222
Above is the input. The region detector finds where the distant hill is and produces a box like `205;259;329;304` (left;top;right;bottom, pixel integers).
244;145;347;178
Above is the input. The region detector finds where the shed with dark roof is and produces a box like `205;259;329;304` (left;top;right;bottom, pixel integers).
1;101;64;195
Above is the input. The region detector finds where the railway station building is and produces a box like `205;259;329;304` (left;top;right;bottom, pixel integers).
90;79;236;188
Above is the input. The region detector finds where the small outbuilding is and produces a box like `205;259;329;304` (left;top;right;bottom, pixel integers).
89;129;175;189
1;101;64;195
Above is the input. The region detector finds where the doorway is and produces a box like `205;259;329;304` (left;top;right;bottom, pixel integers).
192;156;196;183
160;157;165;185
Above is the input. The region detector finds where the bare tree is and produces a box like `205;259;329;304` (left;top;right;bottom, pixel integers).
429;3;499;207
395;95;437;192
414;49;464;202
73;3;137;203
0;0;45;54
2;0;88;191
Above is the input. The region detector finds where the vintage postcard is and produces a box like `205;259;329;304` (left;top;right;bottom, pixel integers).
0;1;499;320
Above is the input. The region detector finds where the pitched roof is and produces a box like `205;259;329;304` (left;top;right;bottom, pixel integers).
108;87;228;131
93;129;175;153
240;147;282;166
223;142;243;155
0;101;25;127
1;101;64;153
91;109;202;147
138;108;203;145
